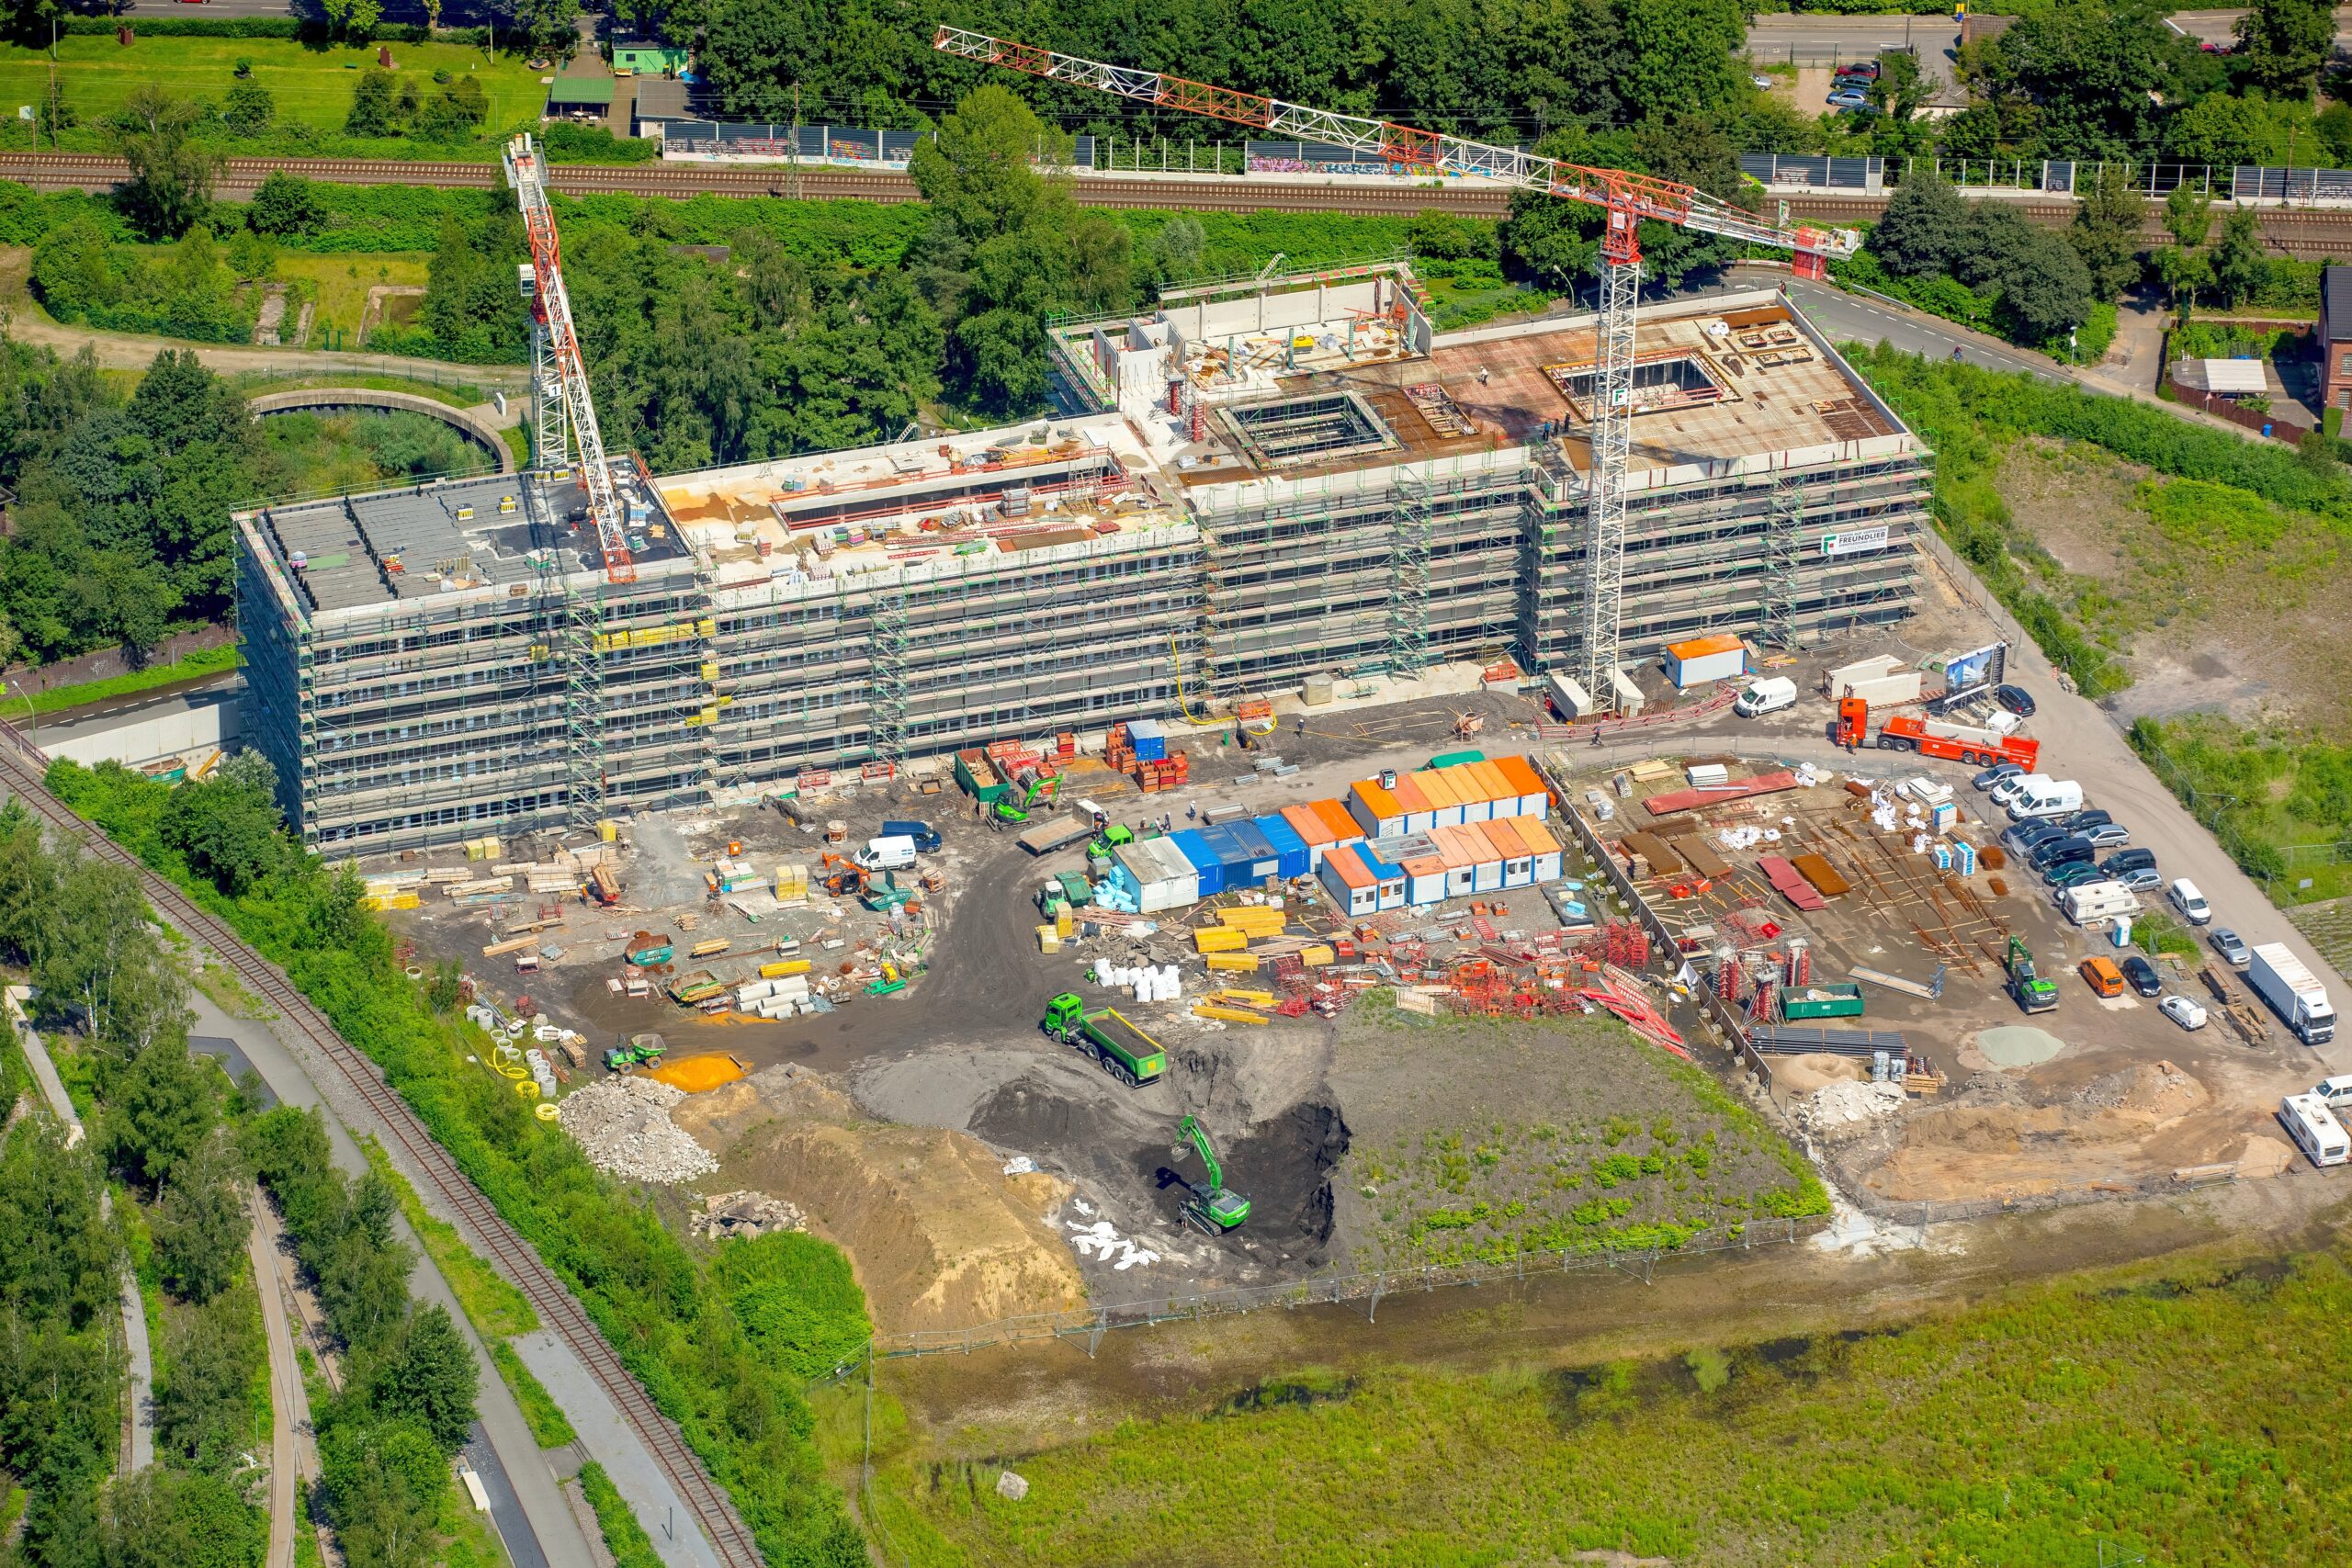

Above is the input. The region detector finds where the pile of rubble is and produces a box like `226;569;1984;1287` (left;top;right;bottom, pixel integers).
1797;1078;1906;1135
555;1076;719;1184
693;1189;807;1241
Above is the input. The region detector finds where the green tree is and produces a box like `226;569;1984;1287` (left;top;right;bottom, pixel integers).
161;754;285;896
109;89;220;240
99;1466;265;1568
37;77;74;149
1865;171;1970;277
153;1129;249;1303
33;855;185;1062
2236;0;2334;95
1867;51;1930;122
2211;207;2269;305
2165;179;2215;250
153;1285;265;1473
320;0;383;41
1618;0;1745;122
368;1304;478;1451
2069;164;2146;300
2165;90;2287;168
1986;0;2193;158
246;172;321;237
105;1035;218;1191
345;69;399;139
907;85;1069;244
220;81;273;139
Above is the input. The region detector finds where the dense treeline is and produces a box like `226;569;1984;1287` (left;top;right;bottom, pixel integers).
50;754;873;1565
0;799;268;1566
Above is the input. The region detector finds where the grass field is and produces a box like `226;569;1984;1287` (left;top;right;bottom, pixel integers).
0;36;547;139
14;641;237;715
269;250;431;341
870;1244;2352;1565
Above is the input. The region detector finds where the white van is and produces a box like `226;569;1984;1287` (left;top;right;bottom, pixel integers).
853;835;918;873
1734;676;1799;717
1989;771;2045;808
2006;779;2085;821
2168;877;2211;926
2279;1092;2350;1168
2312;1075;2352;1112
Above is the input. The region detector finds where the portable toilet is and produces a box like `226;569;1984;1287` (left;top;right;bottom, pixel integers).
1318;842;1378;917
1253;814;1310;880
1480;817;1535;888
1281;803;1339;871
1349;779;1407;839
1410;770;1464;829
1170;829;1225;897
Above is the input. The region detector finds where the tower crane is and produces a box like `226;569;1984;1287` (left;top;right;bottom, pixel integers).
932;26;1861;706
502;132;636;585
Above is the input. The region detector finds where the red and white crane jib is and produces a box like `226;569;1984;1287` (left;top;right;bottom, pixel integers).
930;24;1860;273
501;133;637;586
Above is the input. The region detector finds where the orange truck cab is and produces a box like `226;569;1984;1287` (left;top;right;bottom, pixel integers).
1837;697;1869;748
2079;956;2124;998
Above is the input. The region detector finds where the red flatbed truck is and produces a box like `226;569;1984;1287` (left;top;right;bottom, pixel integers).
1837;699;2040;770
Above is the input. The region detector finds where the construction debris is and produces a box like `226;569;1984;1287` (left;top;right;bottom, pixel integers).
693;1189;807;1241
556;1077;720;1184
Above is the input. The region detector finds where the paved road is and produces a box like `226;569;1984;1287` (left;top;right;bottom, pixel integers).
246;1186;314;1568
183;987;595;1568
509;1330;723;1568
0;303;526;387
1747;14;1962;84
5;987;156;1474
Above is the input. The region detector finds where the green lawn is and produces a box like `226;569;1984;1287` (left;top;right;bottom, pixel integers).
269;251;432;341
12;642;237;715
874;1248;2352;1566
0;36;547;138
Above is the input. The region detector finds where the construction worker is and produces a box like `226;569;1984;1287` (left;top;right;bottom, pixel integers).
1186;802;1198;821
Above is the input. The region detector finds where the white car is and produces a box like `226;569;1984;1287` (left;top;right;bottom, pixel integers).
2159;994;2209;1032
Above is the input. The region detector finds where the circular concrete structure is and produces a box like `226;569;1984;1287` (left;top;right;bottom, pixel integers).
246;386;517;474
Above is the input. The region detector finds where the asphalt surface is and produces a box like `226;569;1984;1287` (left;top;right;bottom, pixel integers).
183;987;597;1568
246;1184;311;1568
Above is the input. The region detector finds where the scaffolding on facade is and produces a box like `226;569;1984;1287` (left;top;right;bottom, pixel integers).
1760;468;1806;650
865;585;912;765
1386;469;1434;677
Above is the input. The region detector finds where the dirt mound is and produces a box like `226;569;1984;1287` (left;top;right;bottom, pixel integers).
1774;1053;1871;1096
684;1066;1085;1333
2117;1060;2207;1120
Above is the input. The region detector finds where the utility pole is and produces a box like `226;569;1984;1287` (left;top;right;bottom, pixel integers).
790;81;801;201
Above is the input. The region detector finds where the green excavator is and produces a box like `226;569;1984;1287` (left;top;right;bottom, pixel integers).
2004;935;2058;1015
1171;1115;1250;1234
990;767;1062;824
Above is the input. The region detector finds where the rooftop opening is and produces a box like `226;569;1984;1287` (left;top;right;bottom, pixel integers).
1544;353;1732;423
1218;391;1400;469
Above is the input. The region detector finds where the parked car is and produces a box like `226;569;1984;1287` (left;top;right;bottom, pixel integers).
2102;846;2156;876
1826;89;1873;110
2121;955;2163;998
1975;761;2025;792
1838;58;1883;78
2160;994;2211;1031
2117;866;2165;894
2211;927;2252;967
2168;878;2212;925
2030;834;2098;873
2080;822;2132;848
2045;861;2112;892
2002;822;2066;858
2080;956;2124;998
1994;683;2038;716
1750;72;1774;88
2054;809;2113;833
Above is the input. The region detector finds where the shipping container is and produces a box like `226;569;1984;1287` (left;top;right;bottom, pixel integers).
1281;803;1339;870
1318;843;1379;917
1252;814;1311;879
1168;829;1225;897
1227;819;1283;883
1349;779;1407;839
1126;717;1169;761
1311;797;1366;852
1664;633;1747;688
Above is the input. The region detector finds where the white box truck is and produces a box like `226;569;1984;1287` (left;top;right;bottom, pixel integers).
2246;942;2337;1045
2058;881;2140;927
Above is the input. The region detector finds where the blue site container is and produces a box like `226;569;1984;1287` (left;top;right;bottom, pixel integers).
1227;819;1282;883
1169;829;1225;897
1252;814;1310;880
1126;717;1168;762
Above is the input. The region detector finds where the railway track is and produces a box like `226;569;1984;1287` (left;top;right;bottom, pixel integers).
0;730;764;1568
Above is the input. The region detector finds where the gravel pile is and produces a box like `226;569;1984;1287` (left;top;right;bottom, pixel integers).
557;1076;719;1184
1798;1079;1906;1134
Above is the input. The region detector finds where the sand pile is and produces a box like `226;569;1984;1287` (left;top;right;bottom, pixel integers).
1798;1079;1905;1134
677;1066;1086;1333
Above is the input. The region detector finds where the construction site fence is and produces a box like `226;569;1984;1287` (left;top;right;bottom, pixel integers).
869;1217;1826;1359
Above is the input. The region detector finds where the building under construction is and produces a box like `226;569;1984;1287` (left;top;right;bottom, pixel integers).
234;264;1928;852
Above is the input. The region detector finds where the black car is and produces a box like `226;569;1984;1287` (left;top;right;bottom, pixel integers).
2030;834;2097;872
2053;809;2112;834
1995;684;2037;717
2120;954;2163;998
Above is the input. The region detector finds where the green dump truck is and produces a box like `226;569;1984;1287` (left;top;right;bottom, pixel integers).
1780;983;1865;1021
1042;992;1167;1087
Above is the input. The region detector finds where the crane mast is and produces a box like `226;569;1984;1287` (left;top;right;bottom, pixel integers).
502;133;636;586
933;25;1860;705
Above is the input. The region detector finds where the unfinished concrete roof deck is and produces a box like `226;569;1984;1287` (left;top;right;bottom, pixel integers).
1174;289;1905;487
247;466;686;616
